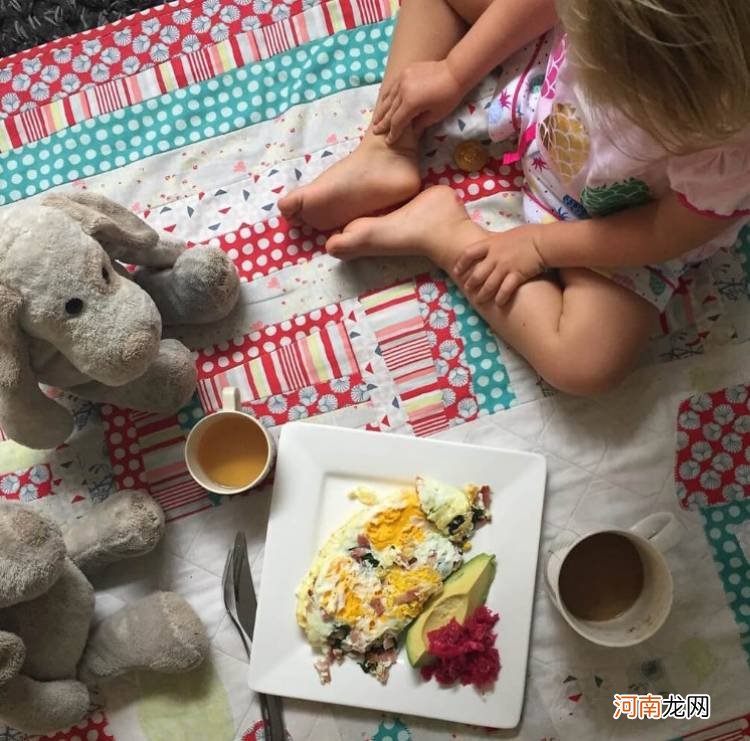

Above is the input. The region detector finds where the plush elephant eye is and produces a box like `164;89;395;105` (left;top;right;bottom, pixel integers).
102;266;110;284
65;298;84;317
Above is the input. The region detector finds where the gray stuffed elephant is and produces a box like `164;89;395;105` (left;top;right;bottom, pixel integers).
0;490;209;736
0;192;240;450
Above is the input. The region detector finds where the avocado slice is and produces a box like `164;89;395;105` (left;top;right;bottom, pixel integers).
405;553;496;667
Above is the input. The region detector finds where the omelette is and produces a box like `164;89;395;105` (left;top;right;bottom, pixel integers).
296;476;491;684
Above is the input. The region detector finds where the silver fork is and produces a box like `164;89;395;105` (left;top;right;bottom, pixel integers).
222;533;286;741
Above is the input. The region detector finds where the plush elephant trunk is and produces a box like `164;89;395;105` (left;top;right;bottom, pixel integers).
73;289;163;387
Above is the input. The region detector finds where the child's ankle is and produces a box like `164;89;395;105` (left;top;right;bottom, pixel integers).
366;126;418;154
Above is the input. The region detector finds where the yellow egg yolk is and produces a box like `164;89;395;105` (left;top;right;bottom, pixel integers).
384;565;443;619
365;492;426;551
319;556;364;621
337;589;364;622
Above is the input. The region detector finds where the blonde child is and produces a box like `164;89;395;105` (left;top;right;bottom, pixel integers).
279;0;750;395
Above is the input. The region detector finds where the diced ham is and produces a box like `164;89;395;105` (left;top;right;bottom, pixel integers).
382;634;397;651
314;657;332;684
374;649;397;684
394;588;419;605
347;629;367;653
349;546;370;561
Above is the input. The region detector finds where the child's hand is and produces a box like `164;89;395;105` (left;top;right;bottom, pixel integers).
372;60;464;144
454;226;546;306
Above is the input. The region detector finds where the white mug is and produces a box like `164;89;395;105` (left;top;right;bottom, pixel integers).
185;387;275;495
545;512;683;647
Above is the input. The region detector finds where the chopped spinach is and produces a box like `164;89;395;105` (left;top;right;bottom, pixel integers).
361;552;380;567
447;515;465;534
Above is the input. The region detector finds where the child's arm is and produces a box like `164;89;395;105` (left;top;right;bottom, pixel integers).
535;192;738;269
374;0;557;143
454;191;742;305
446;0;558;92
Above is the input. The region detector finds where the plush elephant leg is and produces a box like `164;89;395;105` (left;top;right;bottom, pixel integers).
0;675;89;735
68;338;196;415
63;490;165;575
0;559;94;681
0;631;25;687
0;501;66;609
79;592;208;682
134;247;240;325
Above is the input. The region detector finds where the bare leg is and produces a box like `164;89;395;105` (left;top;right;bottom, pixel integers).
327;186;658;395
278;0;479;230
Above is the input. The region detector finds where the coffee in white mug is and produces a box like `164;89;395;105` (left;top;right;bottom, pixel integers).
545;512;683;647
558;532;645;621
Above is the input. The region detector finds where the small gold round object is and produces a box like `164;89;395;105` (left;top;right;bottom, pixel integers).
454;141;489;172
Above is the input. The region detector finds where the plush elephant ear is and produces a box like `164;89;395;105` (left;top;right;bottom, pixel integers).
41;192;184;268
0;283;74;450
0;285;23;394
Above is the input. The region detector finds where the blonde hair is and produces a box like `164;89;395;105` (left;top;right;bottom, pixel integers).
557;0;750;153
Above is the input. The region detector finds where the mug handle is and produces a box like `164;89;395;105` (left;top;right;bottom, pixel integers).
630;512;683;553
222;386;241;412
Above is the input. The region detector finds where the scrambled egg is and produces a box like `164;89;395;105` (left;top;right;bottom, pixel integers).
347;486;378;505
296;477;491;683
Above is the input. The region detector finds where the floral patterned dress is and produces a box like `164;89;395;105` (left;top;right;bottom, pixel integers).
487;29;750;310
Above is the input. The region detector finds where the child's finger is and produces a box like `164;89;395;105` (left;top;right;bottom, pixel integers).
372;96;395;134
374;95;400;136
372;115;390;135
386;99;416;144
475;267;504;304
372;86;395;127
495;273;523;306
464;258;495;292
454;242;489;275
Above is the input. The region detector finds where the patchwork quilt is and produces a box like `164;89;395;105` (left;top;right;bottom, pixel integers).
1;2;749;740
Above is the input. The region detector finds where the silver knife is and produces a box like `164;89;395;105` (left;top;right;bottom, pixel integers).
231;532;286;741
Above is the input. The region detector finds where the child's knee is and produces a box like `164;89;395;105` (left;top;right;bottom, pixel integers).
539;354;631;397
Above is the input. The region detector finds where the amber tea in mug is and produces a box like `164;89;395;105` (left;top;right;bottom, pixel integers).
195;416;270;488
185;387;274;495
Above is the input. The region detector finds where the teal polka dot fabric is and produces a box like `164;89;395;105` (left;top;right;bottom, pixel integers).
0;21;393;205
372;717;412;741
700;500;750;665
448;283;516;414
176;394;206;435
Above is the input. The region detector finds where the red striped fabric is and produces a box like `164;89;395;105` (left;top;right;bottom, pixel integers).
680;712;750;741
363;283;450;436
196;302;343;379
0;0;314;118
380;334;432;370
196;320;357;412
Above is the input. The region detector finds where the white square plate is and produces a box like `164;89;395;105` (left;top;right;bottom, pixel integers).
248;424;547;728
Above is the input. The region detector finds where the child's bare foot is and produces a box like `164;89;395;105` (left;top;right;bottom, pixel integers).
326;185;484;270
278;132;421;231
